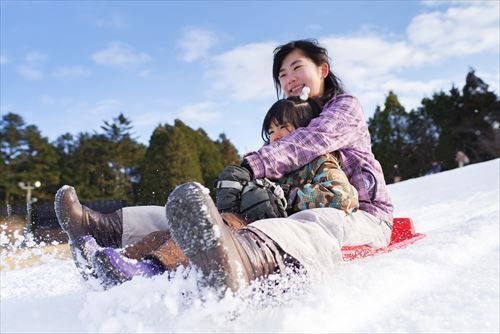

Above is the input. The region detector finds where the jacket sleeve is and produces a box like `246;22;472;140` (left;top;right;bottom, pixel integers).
244;94;367;179
287;156;359;216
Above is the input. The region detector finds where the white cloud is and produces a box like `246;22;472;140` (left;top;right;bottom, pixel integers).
0;104;15;115
133;111;174;127
476;68;500;95
138;69;151;77
36;96;126;138
420;0;488;8
24;51;47;66
119;99;176;132
407;1;499;58
40;95;75;106
311;1;499;115
17;51;47;80
50;66;91;78
321;35;426;80
92;42;151;70
176;101;223;123
94;15;128;29
199;1;497;117
380;78;449;110
177;27;219;62
41;96;121;116
18;66;44;80
348;77;448;114
206;41;277;101
0;55;10;65
87;99;122;115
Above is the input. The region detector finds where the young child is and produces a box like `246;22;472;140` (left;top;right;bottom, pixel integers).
262;94;359;216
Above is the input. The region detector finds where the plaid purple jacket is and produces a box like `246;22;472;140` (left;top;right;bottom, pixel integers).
244;94;393;223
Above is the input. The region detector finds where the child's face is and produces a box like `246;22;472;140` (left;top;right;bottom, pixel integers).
268;120;295;143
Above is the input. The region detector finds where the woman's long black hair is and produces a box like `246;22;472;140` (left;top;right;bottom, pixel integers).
261;96;321;143
272;39;344;107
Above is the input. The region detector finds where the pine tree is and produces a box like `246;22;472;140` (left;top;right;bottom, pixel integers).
459;69;500;161
420;87;461;169
138;122;203;205
63;133;115;200
0;113;59;204
421;70;500;169
216;133;240;166
368;91;409;182
100;113;146;203
54;133;78;187
403;107;439;177
0;112;26;204
19;125;60;202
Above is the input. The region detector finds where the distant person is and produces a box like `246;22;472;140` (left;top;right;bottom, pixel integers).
455;150;470;168
392;164;402;183
426;160;442;175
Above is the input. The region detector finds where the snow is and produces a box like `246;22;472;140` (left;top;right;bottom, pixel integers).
1;159;499;333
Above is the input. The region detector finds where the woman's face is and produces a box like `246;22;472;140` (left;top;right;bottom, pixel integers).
268;120;295;143
278;49;328;98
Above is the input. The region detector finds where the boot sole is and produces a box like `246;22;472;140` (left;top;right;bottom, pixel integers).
54;185;73;233
165;182;241;294
93;250;130;288
70;237;99;280
54;185;87;241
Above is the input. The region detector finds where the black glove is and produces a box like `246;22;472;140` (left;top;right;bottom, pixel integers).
240;159;254;178
215;165;251;213
239;178;288;221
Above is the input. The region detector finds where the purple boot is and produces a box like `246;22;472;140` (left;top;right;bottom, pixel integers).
93;248;166;288
71;235;101;280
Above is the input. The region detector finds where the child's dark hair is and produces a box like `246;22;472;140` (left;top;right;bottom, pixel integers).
261;96;321;143
272;39;344;107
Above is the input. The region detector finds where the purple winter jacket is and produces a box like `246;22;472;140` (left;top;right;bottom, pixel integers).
243;94;393;223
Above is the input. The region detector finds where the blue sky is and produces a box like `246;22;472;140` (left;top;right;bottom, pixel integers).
1;0;499;154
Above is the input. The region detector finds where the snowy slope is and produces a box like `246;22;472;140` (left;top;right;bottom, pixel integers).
1;159;499;333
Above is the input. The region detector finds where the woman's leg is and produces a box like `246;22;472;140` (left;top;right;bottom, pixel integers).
165;182;392;295
55;185;170;248
91;213;250;287
166;182;293;295
121;206;169;246
55;186;123;247
55;185;169;282
251;208;391;276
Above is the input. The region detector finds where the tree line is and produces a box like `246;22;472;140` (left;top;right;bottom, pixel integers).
1;69;499;212
369;69;499;181
1;115;240;209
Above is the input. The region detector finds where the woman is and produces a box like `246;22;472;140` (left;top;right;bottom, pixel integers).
56;39;392;292
164;39;393;294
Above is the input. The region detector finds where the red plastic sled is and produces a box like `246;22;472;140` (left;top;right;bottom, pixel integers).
341;217;425;261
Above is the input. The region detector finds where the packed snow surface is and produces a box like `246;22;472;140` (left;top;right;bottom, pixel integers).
1;159;499;333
